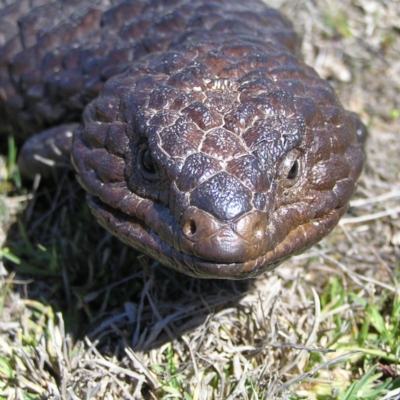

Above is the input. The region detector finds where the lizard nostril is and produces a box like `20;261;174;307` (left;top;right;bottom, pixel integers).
183;219;197;236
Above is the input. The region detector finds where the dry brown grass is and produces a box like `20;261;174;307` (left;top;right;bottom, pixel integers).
1;0;399;399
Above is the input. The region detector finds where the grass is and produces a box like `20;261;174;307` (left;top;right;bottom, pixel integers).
1;261;399;399
1;0;400;398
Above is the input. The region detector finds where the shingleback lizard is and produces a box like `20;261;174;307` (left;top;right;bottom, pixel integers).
0;0;366;279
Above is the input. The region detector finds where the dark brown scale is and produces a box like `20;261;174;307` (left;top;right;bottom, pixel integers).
0;0;366;279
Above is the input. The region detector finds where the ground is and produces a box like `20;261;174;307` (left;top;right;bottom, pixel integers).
0;0;399;399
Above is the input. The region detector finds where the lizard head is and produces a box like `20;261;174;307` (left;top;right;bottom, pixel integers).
72;44;365;279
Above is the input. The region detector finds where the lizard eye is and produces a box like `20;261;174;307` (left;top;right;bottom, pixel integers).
142;149;155;173
139;147;158;180
281;150;302;188
287;158;300;180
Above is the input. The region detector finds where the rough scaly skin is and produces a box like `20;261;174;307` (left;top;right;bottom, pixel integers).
0;0;366;279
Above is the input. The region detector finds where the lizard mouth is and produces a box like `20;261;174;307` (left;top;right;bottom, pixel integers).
87;195;347;279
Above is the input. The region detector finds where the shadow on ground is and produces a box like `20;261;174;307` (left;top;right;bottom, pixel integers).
4;173;256;353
